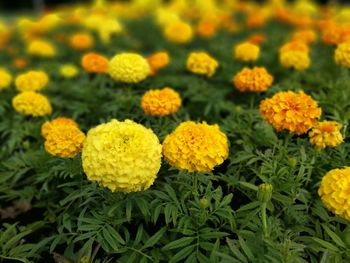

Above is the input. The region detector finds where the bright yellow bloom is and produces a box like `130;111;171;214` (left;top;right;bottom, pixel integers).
309;121;343;149
319;167;350;220
82;119;162;192
162;121;229;172
108;53;150;83
164;20;193;44
233;67;273;92
12;91;52;117
260;91;321;135
147;51;170;75
280;50;310;71
335;43;350;68
45;125;85;158
0;68;12;91
60;64;79;78
15;71;49;92
27;39;56;57
41;117;78;139
141;87;181;116
186;52;219;77
234;42;260;62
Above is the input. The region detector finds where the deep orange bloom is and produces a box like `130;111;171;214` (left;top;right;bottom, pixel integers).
81;52;109;74
248;34;266;45
147;51;170;75
69;33;94;50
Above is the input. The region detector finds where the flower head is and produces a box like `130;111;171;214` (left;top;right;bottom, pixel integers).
234;42;260;62
41;117;78;139
280;50;310;71
147;51;170;75
335;43;350;68
291;30;317;44
15;70;49;92
319;167;350;220
82;119;162;192
60;64;79;78
162;121;229;172
233;67;273;92
0;68;12;91
141;87;181;116
164;20;193;44
108;53;150;83
279;41;310;54
13;58;28;69
186;51;219;77
309;121;343;149
69;33;94;50
12;91;52;117
81;52;109;74
260;91;321;135
27;39;56;57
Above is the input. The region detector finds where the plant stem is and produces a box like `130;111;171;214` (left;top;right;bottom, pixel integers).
261;202;268;238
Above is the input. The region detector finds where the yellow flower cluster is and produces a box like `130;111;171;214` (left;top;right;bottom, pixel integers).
335;43;350;68
260;91;321;135
15;70;49;92
309;121;343;149
234;42;260;62
141;87;181;116
279;50;310;71
319;167;350;220
82;119;162;192
164;20;193;44
162;121;229;172
12;91;52;117
41;117;78;139
233;67;273;92
27;39;56;57
108;53;150;83
0;68;12;90
60;64;79;78
186;52;219;77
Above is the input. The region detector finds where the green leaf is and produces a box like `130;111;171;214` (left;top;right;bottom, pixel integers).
142;227;166;249
162;237;196;250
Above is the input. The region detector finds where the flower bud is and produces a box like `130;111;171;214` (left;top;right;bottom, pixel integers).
199;198;209;209
257;183;273;203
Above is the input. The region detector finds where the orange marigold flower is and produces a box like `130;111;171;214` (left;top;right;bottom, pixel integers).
41;117;79;139
259;91;321;135
248;34;266;45
279;41;310;54
335;43;350;68
69;33;94;50
147;51;170;75
81;52;109;74
141;87;181;116
233;67;273;92
13;58;28;69
234;42;260;62
291;29;317;44
322;25;343;45
309;121;343;149
246;12;266;29
196;19;218;38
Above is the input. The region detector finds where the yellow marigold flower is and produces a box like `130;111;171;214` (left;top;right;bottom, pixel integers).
45;125;85;158
233;67;273;92
319;167;350;220
141;87;181;116
60;64;79;78
147;51;170;75
335;43;350;68
15;70;49;92
279;41;310;54
27;39;56;57
41;117;78;139
82;119;162;192
260;91;321;135
309;121;343;149
12;91;52;117
108;53;150;83
0;68;12;91
186;51;219;77
69;33;94;50
164;20;193;44
291;30;317;44
162;121;229;172
280;51;310;71
234;42;260;62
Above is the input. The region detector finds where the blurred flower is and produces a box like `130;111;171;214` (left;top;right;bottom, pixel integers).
186;51;219;77
309;121;343;149
0;68;13;91
234;42;260;62
15;70;49;92
196;18;218;38
147;51;170;76
260;91;321;135
335;43;350;68
162;121;229;172
279;40;310;53
13;58;28;69
246;11;267;29
12;91;52;117
82;119;162;192
141;87;181;116
41;117;78;139
60;64;79;78
291;29;317;44
279;50;310;71
27;39;56;58
233;67;273;92
164;20;193;44
69;33;94;50
248;34;266;45
81;52;109;74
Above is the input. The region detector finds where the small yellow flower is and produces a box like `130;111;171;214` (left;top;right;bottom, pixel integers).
0;68;12;91
309;121;343;149
233;67;273;92
164;20;193;44
280;50;310;71
141;87;181;116
12;91;52;117
60;64;79;78
234;42;260;62
108;53;150;83
335;43;350;68
41;117;78;139
15;71;49;92
162;121;229;172
27;39;56;57
186;51;219;77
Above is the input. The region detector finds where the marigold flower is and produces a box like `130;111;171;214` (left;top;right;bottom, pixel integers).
186;51;219;77
108;53;150;83
335;43;350;68
279;41;310;54
233;67;273;92
27;39;56;57
319;167;350;220
82;119;162;192
291;30;317;44
60;64;79;78
41;117;79;139
164;20;193;44
147;51;170;75
69;33;94;50
260;91;321;135
246;12;266;29
12;91;52;117
248;34;266;45
81;52;109;74
141;87;181;116
45;125;85;158
234;42;260;62
196;19;218;38
162;121;229;172
322;25;343;45
279;50;310;71
15;70;49;92
13;58;28;69
309;121;343;149
0;68;12;91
